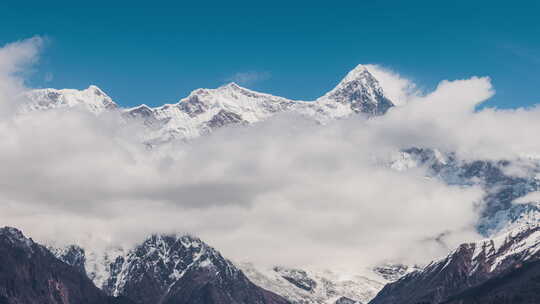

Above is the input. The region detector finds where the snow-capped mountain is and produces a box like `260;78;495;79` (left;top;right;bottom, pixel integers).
103;234;237;300
369;224;540;304
24;85;118;114
50;233;416;304
52;233;289;304
122;83;300;142
23;65;394;143
315;65;393;116
239;263;417;304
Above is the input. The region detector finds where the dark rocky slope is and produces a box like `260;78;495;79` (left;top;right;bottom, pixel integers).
0;227;125;304
369;226;540;304
442;259;540;304
0;227;288;304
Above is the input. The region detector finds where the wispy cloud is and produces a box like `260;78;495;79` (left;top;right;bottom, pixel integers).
502;44;540;65
225;71;271;86
44;72;53;83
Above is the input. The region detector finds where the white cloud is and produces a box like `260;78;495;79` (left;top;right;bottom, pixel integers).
0;36;43;75
514;191;540;204
365;64;419;106
44;72;54;82
0;112;484;269
0;36;43;117
225;71;271;86
370;75;540;161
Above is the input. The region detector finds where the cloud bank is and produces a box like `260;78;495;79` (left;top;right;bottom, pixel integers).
1;38;540;272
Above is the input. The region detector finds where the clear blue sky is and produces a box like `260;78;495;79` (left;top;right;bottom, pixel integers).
1;1;539;108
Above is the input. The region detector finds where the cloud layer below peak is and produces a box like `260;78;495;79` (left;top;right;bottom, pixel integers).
1;38;539;272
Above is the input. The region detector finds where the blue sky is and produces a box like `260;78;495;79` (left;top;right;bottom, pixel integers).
1;0;539;108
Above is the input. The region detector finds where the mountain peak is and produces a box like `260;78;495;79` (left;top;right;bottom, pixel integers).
0;226;26;240
142;233;206;250
341;64;370;83
317;64;394;115
86;85;107;96
216;82;267;97
23;85;118;114
88;232;290;304
0;226;37;256
222;82;242;90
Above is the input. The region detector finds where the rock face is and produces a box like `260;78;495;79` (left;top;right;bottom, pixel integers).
23;65;394;143
48;244;87;275
315;65;393;116
441;259;540;304
273;267;319;292
0;227;115;304
369;225;540;304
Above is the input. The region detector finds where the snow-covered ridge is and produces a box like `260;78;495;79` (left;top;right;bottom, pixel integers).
369;224;540;304
418;224;540;280
239;262;416;304
50;230;415;304
104;233;238;296
23;65;394;143
472;224;540;273
23;85;118;114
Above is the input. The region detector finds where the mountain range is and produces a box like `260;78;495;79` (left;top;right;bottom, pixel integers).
0;226;291;304
4;64;540;303
22;65;393;143
3;221;540;304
